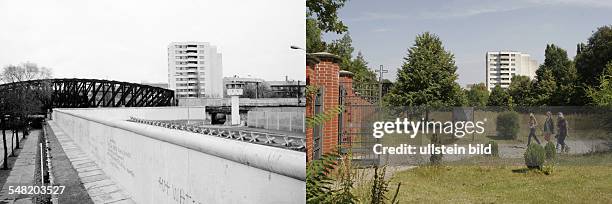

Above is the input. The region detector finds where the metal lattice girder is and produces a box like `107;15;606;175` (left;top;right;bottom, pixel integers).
0;78;174;108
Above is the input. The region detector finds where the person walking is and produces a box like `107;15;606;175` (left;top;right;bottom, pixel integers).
556;112;569;153
527;113;541;146
543;111;555;142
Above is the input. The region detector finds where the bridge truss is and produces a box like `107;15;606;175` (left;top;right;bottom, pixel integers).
0;78;174;108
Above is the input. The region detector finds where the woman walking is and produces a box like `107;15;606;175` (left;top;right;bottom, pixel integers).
556;112;569;153
543;111;555;142
527;113;541;146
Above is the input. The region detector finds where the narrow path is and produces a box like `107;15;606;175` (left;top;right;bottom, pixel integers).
47;121;134;204
0;130;39;204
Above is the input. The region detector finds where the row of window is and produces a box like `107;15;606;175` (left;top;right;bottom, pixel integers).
175;50;206;54
174;45;205;48
176;67;205;71
175;61;206;65
175;72;204;76
175;56;205;59
176;77;204;81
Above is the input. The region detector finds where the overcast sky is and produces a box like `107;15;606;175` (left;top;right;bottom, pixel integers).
324;0;612;86
0;0;305;84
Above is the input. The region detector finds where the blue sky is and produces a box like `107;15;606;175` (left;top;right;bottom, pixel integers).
324;0;612;86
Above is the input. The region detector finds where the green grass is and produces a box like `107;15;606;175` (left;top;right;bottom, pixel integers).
384;153;612;203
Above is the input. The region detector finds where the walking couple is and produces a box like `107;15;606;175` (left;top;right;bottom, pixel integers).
527;111;569;153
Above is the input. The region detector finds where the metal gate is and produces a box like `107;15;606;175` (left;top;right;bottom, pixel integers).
338;82;391;166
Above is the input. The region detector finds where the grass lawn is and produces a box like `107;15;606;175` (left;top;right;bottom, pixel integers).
386;153;612;203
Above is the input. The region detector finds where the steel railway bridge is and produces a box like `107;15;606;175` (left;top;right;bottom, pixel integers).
0;78;174;109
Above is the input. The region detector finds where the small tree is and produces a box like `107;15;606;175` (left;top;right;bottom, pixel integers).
487;85;514;109
496;112;520;139
466;83;489;107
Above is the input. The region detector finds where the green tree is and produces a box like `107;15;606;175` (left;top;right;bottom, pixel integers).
587;61;612;106
306;18;327;53
535;44;578;105
306;0;348;33
327;33;377;85
534;68;557;105
466;83;489;107
487;85;514;108
350;52;377;84
507;75;536;106
385;32;465;107
306;0;348;53
575;26;612;87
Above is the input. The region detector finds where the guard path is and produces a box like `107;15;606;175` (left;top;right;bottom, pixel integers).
0;130;39;204
47;121;134;204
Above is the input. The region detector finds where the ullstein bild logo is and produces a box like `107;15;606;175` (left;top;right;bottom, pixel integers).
372;118;487;138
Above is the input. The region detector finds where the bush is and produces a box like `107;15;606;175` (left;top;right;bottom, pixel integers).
545;142;557;161
487;141;499;157
496;111;520;139
524;144;545;169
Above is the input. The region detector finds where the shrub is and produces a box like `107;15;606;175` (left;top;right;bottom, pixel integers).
487;141;499;157
545;142;557;161
524;144;545;169
496;111;520;139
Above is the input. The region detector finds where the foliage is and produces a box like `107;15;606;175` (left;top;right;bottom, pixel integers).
306;105;344;128
587;61;612;106
306;0;348;33
488;141;499;157
535;44;579;105
0;63;53;117
430;133;443;165
327;33;377;85
575;25;612;88
306;18;327;53
385;32;465;108
507;75;537;106
307;152;340;203
496;112;520;139
466;83;489;107
524;143;546;169
545;142;557;161
487;85;514;109
370;165;389;204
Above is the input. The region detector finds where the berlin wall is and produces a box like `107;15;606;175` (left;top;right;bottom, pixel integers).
51;107;306;203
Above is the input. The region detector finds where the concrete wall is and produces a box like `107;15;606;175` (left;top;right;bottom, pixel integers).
52;107;305;203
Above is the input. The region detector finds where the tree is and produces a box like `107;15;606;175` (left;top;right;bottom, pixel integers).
534;44;578;105
327;33;377;85
466;83;489;107
587;62;612;106
575;26;612;87
386;32;465;108
507;75;536;106
350;52;377;85
306;18;327;53
533;68;557;105
0;63;53;161
487;85;514;108
306;0;348;33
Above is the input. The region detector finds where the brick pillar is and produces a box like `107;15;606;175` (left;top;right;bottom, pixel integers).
305;52;341;161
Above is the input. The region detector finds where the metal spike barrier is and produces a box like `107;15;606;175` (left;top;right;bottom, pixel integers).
127;117;305;152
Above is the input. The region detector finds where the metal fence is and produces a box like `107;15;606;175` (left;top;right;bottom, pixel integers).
247;111;305;133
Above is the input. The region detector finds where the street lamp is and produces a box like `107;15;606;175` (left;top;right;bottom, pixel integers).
290;45;305;51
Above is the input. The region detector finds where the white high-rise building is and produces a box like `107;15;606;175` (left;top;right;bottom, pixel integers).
168;42;223;98
485;51;538;91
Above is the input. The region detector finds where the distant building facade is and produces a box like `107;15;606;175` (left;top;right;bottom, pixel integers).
168;42;223;98
485;51;538;91
268;79;304;98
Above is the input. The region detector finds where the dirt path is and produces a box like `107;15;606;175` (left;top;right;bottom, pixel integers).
498;139;611;158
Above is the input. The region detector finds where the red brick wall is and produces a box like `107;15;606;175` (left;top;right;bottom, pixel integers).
306;53;340;162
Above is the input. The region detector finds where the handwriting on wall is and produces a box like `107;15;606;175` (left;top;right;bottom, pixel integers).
158;176;202;204
107;137;135;177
